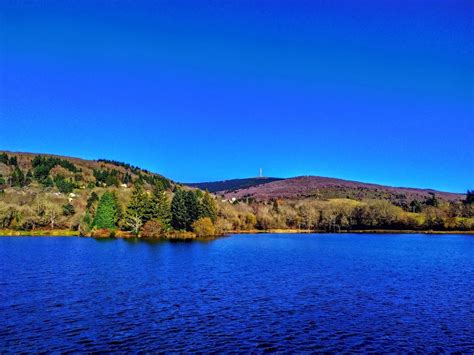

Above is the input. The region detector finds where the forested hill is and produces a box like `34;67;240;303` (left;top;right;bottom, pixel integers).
0;151;175;234
0;151;171;191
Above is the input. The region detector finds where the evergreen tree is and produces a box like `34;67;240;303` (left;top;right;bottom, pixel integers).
0;153;8;165
53;174;74;193
148;184;171;228
199;190;218;222
25;170;33;185
9;156;18;166
11;167;25;187
126;183;149;222
93;168;120;187
465;190;474;205
93;191;119;229
43;176;54;188
425;193;439;208
171;189;188;230
122;172;132;185
410;199;422;213
185;190;200;228
62;203;75;216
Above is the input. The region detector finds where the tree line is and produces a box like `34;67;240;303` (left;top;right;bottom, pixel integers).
80;184;218;237
1;186;473;234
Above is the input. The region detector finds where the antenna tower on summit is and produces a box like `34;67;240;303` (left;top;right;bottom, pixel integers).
259;168;263;178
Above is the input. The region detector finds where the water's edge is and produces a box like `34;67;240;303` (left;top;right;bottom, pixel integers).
1;229;474;238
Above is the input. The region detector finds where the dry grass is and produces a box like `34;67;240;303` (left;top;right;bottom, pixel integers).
0;229;79;236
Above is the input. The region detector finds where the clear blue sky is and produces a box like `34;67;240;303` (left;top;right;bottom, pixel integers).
0;1;472;192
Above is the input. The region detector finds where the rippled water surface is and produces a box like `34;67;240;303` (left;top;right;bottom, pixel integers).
1;234;474;352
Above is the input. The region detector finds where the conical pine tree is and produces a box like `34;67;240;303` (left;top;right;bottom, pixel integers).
171;189;188;230
93;191;119;229
126;183;149;222
148;184;171;228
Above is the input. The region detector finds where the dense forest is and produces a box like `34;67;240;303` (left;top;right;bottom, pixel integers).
0;152;473;237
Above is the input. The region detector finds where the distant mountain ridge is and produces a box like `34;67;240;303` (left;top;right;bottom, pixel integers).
186;175;464;203
187;177;284;193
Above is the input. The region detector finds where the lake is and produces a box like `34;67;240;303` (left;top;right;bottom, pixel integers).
1;234;473;352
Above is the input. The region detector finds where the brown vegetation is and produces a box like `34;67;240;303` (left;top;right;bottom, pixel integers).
216;176;463;203
141;220;164;238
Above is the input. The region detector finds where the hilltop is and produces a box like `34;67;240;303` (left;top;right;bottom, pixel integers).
202;176;463;205
187;177;284;193
187;176;465;206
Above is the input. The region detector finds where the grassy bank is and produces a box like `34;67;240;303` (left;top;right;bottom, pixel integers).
2;228;473;237
89;229;198;239
0;229;79;236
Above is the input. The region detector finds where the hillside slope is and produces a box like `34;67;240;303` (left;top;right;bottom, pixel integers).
219;176;464;203
187;177;283;193
0;150;171;189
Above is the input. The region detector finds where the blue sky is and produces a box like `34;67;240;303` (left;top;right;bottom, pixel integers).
0;0;472;192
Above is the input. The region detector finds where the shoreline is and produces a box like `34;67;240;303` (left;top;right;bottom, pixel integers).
227;229;474;235
1;229;473;237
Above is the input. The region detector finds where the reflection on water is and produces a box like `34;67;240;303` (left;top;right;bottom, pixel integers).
1;234;473;352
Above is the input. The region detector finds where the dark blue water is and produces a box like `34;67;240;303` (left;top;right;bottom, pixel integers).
1;234;474;352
